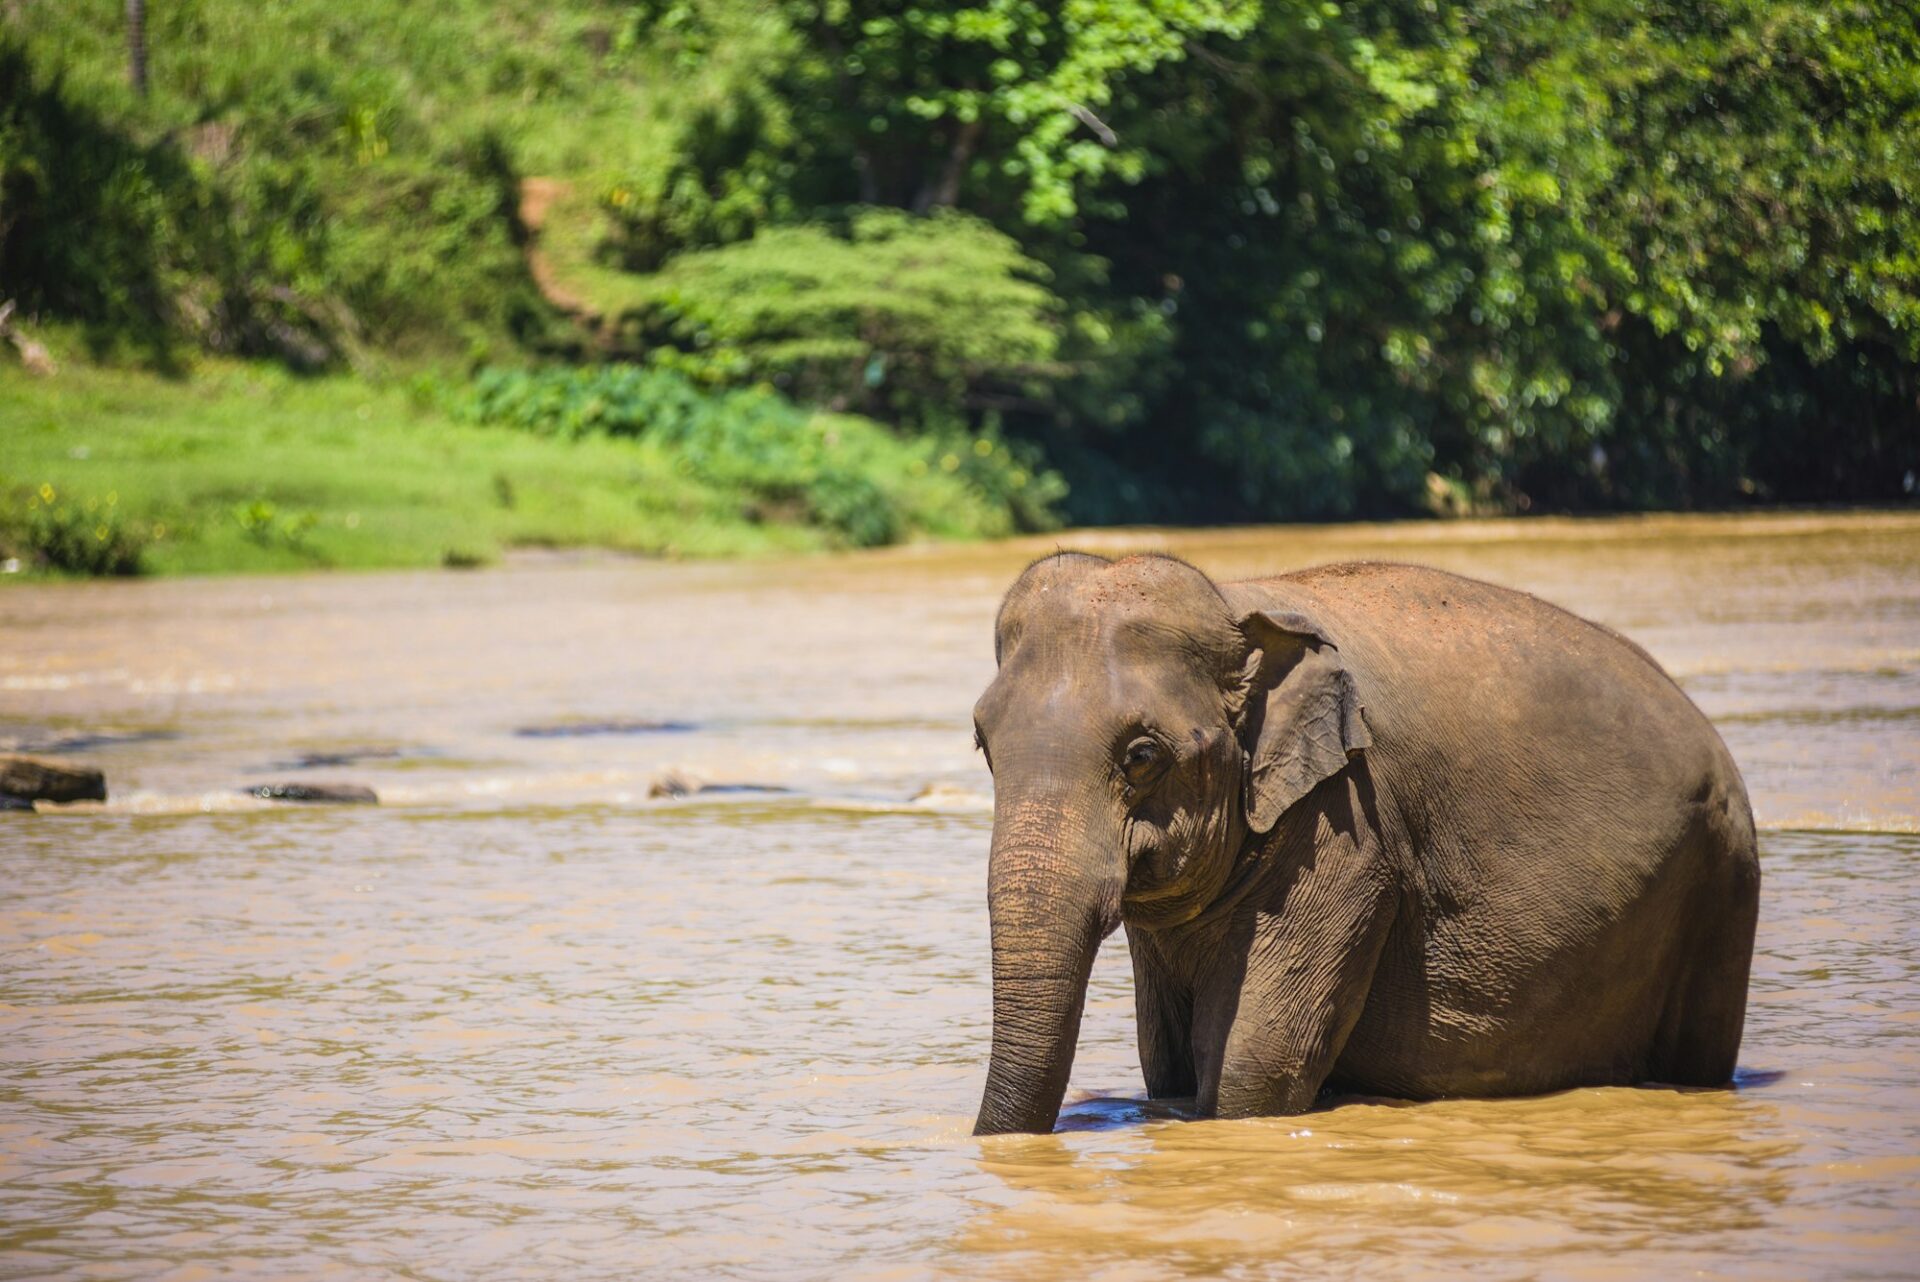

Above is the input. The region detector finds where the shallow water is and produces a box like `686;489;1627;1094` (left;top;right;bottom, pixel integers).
3;512;1917;1280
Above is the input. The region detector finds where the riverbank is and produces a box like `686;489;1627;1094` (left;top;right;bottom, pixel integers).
0;361;1018;578
8;359;1916;582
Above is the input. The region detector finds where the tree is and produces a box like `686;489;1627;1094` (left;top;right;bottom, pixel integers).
126;0;148;98
620;0;1259;235
615;0;1917;517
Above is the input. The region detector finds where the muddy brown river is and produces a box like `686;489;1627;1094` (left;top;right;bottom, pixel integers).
3;513;1917;1280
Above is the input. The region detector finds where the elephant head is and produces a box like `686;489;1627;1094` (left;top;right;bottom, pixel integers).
970;553;1369;1134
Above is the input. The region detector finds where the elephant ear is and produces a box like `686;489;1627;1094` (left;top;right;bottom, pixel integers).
1234;609;1371;834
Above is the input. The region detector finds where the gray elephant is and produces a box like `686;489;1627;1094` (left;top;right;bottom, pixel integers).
971;553;1759;1135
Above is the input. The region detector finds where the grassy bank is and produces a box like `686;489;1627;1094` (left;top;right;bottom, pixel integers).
0;361;999;578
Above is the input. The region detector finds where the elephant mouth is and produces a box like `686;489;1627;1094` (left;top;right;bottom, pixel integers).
1120;839;1248;931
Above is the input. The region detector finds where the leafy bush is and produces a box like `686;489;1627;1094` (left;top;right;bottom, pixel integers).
0;33;546;368
232;498;319;552
448;364;1065;544
456;363;717;439
0;43;312;366
914;422;1069;537
2;482;150;575
620;209;1062;428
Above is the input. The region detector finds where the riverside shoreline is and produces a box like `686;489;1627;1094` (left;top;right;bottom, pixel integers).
8;360;1915;583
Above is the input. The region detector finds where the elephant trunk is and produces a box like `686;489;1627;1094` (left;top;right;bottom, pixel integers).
974;790;1124;1136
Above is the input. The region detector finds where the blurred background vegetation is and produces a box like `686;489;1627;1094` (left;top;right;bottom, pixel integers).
2;0;1915;573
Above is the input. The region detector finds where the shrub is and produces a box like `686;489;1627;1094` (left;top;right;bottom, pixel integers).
914;421;1068;538
456;364;716;440
231;499;319;551
0;38;545;369
448;364;1063;543
622;209;1062;428
2;482;149;576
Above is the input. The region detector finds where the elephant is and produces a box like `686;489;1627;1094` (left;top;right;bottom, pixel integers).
970;552;1760;1135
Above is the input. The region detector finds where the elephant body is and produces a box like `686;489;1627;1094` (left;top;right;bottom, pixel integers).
971;555;1759;1134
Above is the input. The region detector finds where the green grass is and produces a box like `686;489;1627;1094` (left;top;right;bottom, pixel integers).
0;360;835;578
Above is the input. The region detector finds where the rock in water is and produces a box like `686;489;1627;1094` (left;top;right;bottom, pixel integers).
0;728;173;754
247;783;379;805
648;770;701;799
647;770;791;799
265;748;411;770
0;754;107;804
515;719;697;739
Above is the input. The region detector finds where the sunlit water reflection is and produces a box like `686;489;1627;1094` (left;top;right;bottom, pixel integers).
3;513;1917;1279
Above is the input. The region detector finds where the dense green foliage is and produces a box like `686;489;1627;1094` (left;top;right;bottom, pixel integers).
0;6;567;366
624;209;1060;425
4;0;1915;529
608;0;1919;519
448;363;1062;542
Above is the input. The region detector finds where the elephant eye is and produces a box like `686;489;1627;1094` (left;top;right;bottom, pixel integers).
1121;736;1167;789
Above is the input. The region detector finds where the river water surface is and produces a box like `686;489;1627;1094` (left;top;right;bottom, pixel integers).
3;513;1917;1280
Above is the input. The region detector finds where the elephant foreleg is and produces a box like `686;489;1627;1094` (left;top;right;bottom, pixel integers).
1128;925;1196;1100
1193;780;1396;1118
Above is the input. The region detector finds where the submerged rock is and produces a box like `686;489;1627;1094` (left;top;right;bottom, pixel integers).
0;753;107;804
264;748;414;770
515;719;697;739
0;727;172;755
246;783;379;805
648;770;791;799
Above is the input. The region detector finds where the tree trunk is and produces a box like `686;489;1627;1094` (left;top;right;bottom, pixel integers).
913;118;984;214
126;0;148;98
